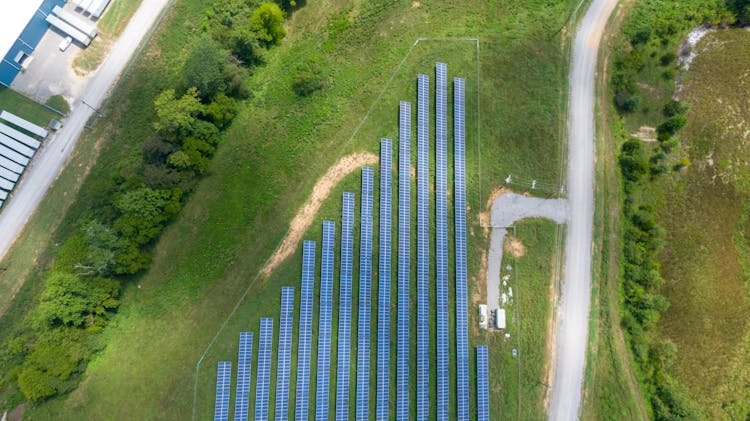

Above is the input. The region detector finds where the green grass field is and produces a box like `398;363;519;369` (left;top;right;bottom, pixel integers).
653;29;750;419
0;87;58;126
0;0;580;419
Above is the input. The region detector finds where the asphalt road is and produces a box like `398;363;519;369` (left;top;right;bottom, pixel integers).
548;0;617;419
0;0;170;262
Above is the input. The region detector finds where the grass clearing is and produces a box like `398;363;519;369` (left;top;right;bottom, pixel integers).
2;0;579;418
581;1;649;418
0;87;58;126
654;29;750;419
72;0;143;74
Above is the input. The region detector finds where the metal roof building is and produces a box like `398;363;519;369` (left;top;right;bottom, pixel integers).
0;1;67;87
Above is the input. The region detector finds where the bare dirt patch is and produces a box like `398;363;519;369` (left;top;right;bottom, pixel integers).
504;235;527;258
260;152;379;278
632;125;657;142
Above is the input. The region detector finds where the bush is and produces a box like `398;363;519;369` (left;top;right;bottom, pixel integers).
657;114;688;135
45;95;70;114
662;100;689;117
251;3;286;47
292;55;327;97
203;94;239;129
659;51;676;66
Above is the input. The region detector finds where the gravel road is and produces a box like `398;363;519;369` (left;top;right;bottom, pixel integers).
486;193;568;312
548;0;618;419
0;0;170;262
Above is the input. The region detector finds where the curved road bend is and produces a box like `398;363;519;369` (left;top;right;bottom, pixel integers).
549;0;617;420
0;0;170;262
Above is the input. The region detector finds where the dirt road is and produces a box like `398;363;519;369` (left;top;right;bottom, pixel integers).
0;0;171;262
548;0;617;419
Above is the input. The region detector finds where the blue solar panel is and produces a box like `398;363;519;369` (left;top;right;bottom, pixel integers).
255;318;274;421
416;73;430;421
454;77;470;421
476;346;490;421
295;241;316;421
275;287;295;421
355;167;374;421
315;221;335;421
336;192;355;421
235;332;254;421
397;101;411;421
435;62;449;421
376;139;392;421
214;361;232;421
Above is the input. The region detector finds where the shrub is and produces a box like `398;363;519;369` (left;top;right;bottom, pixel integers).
204;94;239;129
659;51;676;66
662;100;689;117
251;3;286;47
45;95;70;114
292;55;327;97
657;114;688;135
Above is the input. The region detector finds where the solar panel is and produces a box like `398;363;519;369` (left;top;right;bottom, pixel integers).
295;241;316;421
255;318;274;421
454;77;470;421
234;332;254;421
275;287;295;421
214;361;232;421
355;167;374;421
435;62;450;421
336;193;355;421
376;139;392;421
416;73;430;421
397;101;411;421
476;346;490;421
315;221;335;421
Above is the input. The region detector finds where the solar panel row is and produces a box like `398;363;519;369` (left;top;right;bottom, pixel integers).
276;287;295;421
235;332;254;421
476;346;490;421
255;318;274;421
454;77;470;421
315;221;335;421
295;241;316;421
376;139;392;421
355;167;374;421
214;361;232;421
336;192;355;421
397;101;411;421
416;73;430;421
435;62;450;421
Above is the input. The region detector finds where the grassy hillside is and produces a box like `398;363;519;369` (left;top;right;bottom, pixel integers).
655;29;750;419
0;0;579;419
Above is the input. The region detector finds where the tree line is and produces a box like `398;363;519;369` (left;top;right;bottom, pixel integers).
0;0;297;405
612;0;749;419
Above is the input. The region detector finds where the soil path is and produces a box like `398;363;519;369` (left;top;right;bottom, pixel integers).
260;152;379;277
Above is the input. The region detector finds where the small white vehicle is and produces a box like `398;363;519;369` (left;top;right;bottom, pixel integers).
59;36;73;52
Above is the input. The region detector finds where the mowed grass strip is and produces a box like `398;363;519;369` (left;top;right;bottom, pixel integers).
655;29;750;419
9;0;579;419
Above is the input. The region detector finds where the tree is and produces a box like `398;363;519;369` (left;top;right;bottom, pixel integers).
657;114;688;136
153;88;203;141
183;36;228;100
251;3;286;46
113;187;182;245
31;272;120;329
